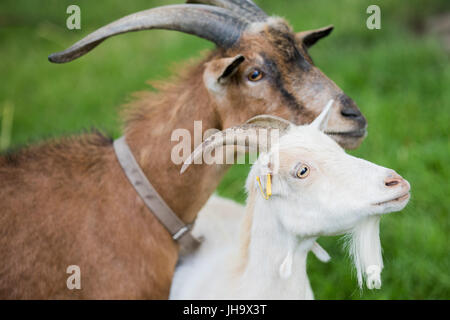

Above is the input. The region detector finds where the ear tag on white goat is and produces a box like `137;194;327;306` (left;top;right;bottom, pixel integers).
279;250;294;279
256;174;272;200
310;99;334;131
366;265;382;290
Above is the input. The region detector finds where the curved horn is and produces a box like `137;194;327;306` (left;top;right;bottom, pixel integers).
49;4;248;64
180;115;292;174
187;0;268;22
246;114;292;132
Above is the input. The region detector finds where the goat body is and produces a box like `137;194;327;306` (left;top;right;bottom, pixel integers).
0;133;179;298
0;65;219;298
170;195;316;299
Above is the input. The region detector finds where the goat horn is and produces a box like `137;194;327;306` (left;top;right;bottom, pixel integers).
186;0;268;22
180;115;292;174
49;4;247;64
246;114;292;131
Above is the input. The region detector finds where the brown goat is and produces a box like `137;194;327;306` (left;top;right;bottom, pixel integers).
0;1;367;299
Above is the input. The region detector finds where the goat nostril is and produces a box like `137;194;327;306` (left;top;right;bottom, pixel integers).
341;109;360;118
337;94;362;119
385;178;401;187
386;180;399;187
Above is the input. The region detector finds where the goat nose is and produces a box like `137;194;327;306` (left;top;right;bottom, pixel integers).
384;173;408;189
385;178;401;187
340;107;361;118
337;94;366;124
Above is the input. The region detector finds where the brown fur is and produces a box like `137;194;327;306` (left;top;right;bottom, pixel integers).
0;18;366;299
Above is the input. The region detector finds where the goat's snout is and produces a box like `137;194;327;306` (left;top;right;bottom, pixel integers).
384;173;410;191
337;94;366;126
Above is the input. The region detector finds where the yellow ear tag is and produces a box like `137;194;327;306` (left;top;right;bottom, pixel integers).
256;174;272;200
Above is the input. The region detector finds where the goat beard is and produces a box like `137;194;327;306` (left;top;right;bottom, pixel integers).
347;215;384;290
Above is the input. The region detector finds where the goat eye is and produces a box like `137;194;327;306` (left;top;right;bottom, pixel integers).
296;165;310;179
248;69;264;82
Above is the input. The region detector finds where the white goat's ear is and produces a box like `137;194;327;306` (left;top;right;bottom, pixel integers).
258;153;274;175
203;55;245;93
310;99;334;132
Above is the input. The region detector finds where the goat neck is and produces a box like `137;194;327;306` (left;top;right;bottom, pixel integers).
234;189;315;300
124;60;227;224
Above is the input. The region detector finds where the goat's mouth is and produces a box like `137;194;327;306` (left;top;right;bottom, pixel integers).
324;128;367;138
325;128;367;149
373;193;410;206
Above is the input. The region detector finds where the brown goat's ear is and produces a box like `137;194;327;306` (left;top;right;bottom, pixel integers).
218;55;245;83
296;25;334;48
204;55;245;92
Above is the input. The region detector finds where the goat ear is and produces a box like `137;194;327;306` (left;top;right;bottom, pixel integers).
258;153;275;176
218;55;245;83
310;100;334;131
296;25;334;48
203;55;245;92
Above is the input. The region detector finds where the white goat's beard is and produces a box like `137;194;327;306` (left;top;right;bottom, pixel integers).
348;215;384;289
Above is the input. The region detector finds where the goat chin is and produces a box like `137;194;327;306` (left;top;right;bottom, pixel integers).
347;215;384;290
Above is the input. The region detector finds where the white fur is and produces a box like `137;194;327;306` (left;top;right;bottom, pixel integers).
170;195;245;300
247;16;287;34
170;106;410;299
347;216;384;289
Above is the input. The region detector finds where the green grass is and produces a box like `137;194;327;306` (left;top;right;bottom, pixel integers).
0;0;449;299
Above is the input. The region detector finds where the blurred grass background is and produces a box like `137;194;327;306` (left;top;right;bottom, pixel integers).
0;0;448;299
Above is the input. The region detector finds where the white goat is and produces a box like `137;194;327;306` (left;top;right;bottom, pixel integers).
170;103;410;299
